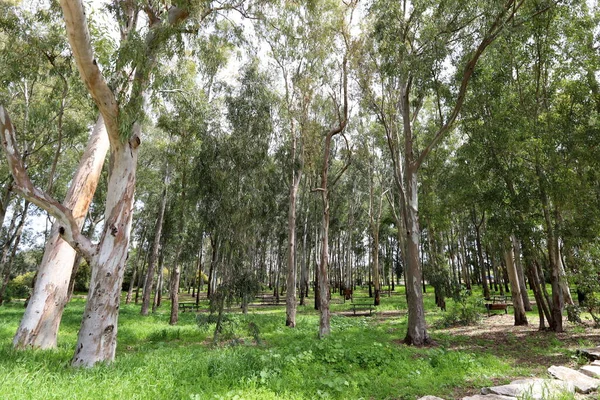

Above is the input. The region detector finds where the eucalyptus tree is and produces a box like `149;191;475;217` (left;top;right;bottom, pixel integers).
1;0;255;366
456;0;598;331
0;4;105;347
363;0;535;345
258;0;331;328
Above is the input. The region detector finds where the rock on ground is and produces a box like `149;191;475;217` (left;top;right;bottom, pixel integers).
482;378;574;399
462;395;516;400
548;365;600;394
580;365;600;378
416;397;445;400
578;348;600;361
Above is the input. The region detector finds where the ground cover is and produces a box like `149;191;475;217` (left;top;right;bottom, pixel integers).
0;287;596;399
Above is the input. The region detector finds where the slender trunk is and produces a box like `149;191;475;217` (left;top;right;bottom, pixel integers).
299;207;309;306
135;249;149;305
141;177;168;316
474;216;490;299
195;236;204;307
153;245;166;312
404;166;429;345
207;237;218;298
318;187;331;337
0;201;29;305
14;117;108;350
169;246;183;325
536;164;563;332
505;238;528;326
126;229;146;305
285;130;301;325
152;264;162;312
557;244;574;306
511;237;532;311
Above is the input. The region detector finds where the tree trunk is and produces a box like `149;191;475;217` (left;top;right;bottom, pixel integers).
403;165;429;345
195;237;204;307
473;213;490;299
511;237;532;311
13;116;108;349
141;175;168;315
504;238;528;326
72;139;138;367
285;127;301;326
169;247;183;325
0;201;29;305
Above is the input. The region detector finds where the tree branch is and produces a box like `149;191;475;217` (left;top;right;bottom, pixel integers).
0;105;95;262
59;0;119;141
415;0;526;169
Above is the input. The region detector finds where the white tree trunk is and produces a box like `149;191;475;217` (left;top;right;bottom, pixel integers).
13;116;108;349
403;167;429;345
72;140;138;367
505;238;528;326
285;142;301;327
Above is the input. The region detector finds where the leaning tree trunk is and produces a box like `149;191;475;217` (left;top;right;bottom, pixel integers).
505;237;528;326
511;237;532;311
71;138;138;367
13;116;108;349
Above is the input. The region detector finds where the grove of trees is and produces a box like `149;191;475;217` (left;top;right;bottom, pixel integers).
0;0;599;367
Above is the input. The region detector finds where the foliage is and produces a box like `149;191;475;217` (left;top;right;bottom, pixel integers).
5;271;36;301
197;313;262;345
0;289;525;400
72;261;91;293
435;289;483;328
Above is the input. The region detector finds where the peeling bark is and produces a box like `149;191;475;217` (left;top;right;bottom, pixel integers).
505;238;528;326
13;116;108;349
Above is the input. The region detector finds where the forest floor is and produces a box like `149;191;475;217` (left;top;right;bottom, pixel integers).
0;287;598;400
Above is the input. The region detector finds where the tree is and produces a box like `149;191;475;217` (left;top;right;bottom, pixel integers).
366;0;531;345
0;0;216;366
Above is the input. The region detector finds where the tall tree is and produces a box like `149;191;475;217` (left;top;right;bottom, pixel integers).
367;0;531;345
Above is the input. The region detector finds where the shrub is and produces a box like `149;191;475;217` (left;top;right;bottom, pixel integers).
6;271;36;300
435;290;483;328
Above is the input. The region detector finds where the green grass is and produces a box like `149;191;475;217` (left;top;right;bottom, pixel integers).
0;287;583;399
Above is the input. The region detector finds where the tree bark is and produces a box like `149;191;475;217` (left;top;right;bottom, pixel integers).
285;119;301;327
71;138;138;367
505;238;528;326
141;179;168;316
403;165;429;345
473;212;490;299
511;237;532;311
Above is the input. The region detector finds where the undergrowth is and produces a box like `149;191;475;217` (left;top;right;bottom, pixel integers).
0;287;569;399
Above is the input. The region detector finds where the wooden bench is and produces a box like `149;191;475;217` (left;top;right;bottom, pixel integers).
351;303;375;316
179;302;200;312
485;295;509;316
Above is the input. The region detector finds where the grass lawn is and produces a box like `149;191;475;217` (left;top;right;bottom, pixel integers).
0;286;596;399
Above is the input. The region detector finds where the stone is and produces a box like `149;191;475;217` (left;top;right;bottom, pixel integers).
580;364;600;378
417;397;445;400
462;395;516;400
592;360;600;367
482;378;575;399
548;365;600;394
578;348;600;361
